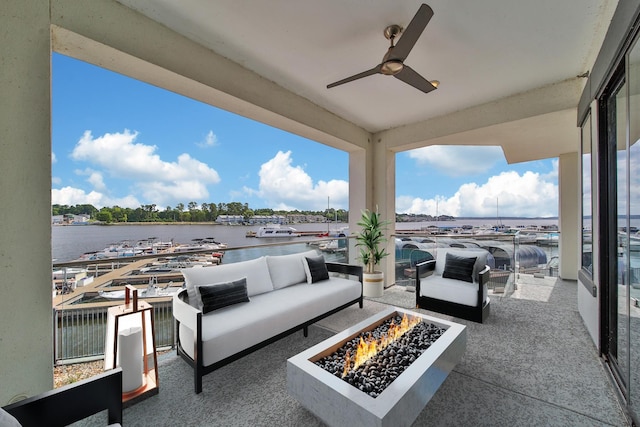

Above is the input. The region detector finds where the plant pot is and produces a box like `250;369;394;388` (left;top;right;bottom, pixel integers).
362;271;384;298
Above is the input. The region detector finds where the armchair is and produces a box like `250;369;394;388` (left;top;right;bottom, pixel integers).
1;368;123;427
415;248;491;323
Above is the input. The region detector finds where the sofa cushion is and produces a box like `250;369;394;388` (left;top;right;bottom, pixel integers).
442;253;476;283
198;278;250;314
304;256;329;284
179;277;362;367
266;250;317;289
182;256;273;308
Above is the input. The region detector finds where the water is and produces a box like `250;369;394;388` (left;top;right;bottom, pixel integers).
52;218;560;262
52;223;335;262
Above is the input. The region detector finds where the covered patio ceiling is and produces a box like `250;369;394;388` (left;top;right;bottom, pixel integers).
113;0;618;163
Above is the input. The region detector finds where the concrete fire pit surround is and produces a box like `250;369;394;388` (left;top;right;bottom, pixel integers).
287;307;467;427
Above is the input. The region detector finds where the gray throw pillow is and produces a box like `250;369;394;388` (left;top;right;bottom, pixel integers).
305;256;329;284
198;278;250;314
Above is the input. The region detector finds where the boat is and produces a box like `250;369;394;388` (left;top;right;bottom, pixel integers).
98;277;183;300
173;237;227;252
138;254;220;273
98;287;182;300
318;239;347;253
255;225;301;238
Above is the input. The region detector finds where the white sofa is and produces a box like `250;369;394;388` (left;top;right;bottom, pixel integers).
173;249;363;393
415;248;491;323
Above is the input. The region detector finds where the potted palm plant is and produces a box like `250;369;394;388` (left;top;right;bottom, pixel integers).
355;209;391;297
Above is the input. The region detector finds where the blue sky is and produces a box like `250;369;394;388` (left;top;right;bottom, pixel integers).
52;53;558;217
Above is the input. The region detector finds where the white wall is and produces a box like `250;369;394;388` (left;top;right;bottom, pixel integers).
559;152;580;280
0;0;54;404
577;101;601;348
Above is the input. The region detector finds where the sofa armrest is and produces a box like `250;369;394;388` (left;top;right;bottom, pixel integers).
326;262;363;284
478;265;490;285
416;259;436;274
3;368;122;427
173;288;201;332
415;260;437;301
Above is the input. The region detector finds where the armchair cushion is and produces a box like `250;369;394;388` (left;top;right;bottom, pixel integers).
442;253;476;283
0;408;20;427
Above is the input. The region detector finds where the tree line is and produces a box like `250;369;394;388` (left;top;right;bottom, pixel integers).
52;202;349;224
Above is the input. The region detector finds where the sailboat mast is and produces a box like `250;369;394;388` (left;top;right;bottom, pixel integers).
327;196;330;234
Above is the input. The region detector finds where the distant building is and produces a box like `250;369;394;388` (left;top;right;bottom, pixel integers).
217;214;244;225
52;214;90;225
287;214;326;223
249;215;286;225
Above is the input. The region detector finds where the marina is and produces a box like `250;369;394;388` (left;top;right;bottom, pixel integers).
51;220;564;363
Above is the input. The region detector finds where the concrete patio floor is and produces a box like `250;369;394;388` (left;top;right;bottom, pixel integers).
121;274;629;426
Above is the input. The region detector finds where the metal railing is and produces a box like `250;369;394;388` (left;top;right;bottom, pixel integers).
392;229;561;294
54;301;174;364
52;232;559;363
52;239;351;364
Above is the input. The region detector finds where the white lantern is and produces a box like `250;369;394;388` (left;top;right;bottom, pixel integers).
104;285;159;405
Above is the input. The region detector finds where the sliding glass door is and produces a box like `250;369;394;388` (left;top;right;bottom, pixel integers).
628;34;640;418
600;64;628;391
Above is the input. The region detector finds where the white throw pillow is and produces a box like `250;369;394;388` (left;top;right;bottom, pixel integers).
266;250;317;289
182;256;273;308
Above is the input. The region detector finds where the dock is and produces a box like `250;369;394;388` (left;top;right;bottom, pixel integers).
53;258;185;310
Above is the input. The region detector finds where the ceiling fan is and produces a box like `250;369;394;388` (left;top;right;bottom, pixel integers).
327;3;438;94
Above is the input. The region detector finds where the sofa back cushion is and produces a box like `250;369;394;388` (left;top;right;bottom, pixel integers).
182;256;273;308
266;249;318;289
434;248;489;283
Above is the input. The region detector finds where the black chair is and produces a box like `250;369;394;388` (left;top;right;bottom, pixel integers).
2;368;122;427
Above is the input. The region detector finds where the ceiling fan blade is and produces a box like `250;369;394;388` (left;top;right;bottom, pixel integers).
388;4;434;62
327;65;382;89
394;65;437;93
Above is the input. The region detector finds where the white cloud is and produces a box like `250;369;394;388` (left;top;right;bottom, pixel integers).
408;145;503;176
251;151;348;210
397;170;558;217
69;130;221;206
76;168;107;191
196;130;218;148
88;171;106;191
52;152;57;164
137;180;211;204
52;186;141;209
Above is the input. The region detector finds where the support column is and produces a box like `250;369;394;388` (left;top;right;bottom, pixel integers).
348;147;369;264
0;0;53;404
559;152;580;280
371;135;396;287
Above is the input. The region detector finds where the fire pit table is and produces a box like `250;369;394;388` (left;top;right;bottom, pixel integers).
287;307;466;427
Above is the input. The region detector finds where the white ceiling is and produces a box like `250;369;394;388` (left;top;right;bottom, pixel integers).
116;0;618;160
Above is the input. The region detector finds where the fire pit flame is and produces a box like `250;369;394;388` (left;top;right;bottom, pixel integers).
341;313;421;377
